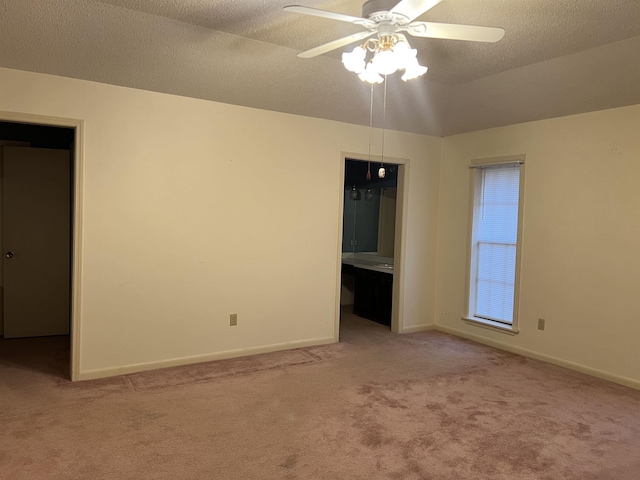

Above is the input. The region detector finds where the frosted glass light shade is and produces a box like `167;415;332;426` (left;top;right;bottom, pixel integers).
342;46;366;73
358;63;384;83
401;57;428;81
371;49;398;75
393;41;418;70
401;61;428;82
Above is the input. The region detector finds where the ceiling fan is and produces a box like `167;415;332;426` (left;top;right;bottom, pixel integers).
284;0;505;83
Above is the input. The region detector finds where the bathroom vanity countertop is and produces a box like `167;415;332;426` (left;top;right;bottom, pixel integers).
341;253;394;274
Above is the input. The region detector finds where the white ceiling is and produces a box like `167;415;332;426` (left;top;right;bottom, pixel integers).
1;0;640;136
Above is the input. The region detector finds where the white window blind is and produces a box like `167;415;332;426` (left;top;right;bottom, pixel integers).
473;165;520;324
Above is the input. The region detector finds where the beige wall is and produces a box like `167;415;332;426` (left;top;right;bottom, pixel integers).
3;66;637;387
435;105;640;386
0;67;441;378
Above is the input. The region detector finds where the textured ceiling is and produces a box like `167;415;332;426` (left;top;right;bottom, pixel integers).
1;0;640;136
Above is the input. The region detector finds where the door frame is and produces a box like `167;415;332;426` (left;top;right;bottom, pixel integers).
334;151;409;338
0;110;84;381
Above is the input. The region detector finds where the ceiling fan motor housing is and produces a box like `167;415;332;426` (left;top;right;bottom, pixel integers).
363;0;408;22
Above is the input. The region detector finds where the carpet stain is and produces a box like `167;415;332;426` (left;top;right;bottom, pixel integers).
360;422;388;448
279;454;298;469
417;436;435;450
446;391;464;404
128;409;167;430
358;382;408;409
351;408;393;449
571;422;592;440
466;409;486;422
11;430;31;440
388;456;432;480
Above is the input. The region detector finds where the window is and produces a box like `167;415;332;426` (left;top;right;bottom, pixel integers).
465;158;524;333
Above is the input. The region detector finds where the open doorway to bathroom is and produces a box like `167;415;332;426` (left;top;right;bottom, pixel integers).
339;158;399;333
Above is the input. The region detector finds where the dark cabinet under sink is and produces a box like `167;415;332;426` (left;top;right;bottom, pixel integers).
351;267;393;327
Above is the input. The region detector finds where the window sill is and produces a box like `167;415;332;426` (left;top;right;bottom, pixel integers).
462;316;519;336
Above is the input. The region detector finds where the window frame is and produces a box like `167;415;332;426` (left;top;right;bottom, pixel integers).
463;155;526;335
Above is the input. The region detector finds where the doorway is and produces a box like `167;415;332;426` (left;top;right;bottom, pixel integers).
337;155;407;339
0;115;81;380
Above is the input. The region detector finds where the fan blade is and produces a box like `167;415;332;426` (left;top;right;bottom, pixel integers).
297;30;375;58
389;0;444;23
407;21;505;42
284;5;375;28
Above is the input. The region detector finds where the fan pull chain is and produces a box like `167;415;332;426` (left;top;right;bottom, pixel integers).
378;76;387;179
367;83;374;181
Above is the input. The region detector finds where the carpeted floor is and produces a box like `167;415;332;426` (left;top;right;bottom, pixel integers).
1;309;639;479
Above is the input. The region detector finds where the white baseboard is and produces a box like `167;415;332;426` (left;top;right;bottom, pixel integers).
77;336;336;381
434;324;640;391
402;323;436;334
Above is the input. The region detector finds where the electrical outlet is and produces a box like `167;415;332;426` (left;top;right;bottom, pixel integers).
537;318;545;331
230;313;238;326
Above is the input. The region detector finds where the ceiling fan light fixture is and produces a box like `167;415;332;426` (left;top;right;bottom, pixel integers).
344;33;427;83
